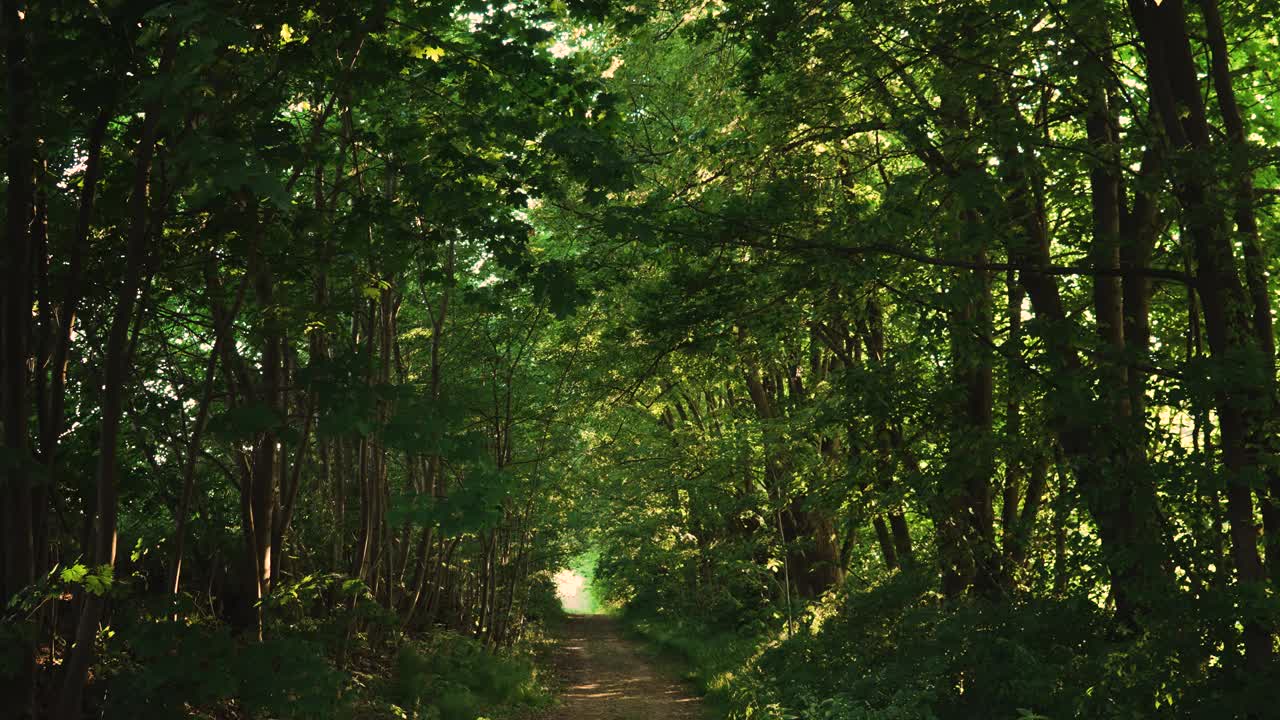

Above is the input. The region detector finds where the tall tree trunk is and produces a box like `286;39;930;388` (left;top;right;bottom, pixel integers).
888;511;913;566
861;299;915;568
743;360;839;597
55;37;173;717
241;229;282;640
1128;0;1273;669
1001;274;1024;567
1;1;37;714
36;106;112;591
999;107;1169;627
1079;23;1167;625
934;83;997;600
1000;277;1046;585
170;276;248;600
871;516;898;571
1197;0;1280;587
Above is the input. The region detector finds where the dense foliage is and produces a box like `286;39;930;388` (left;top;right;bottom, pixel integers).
0;1;612;717
3;0;1280;718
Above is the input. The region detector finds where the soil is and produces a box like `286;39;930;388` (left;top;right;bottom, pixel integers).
535;614;707;719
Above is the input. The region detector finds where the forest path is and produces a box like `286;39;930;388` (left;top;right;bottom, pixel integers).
536;614;707;720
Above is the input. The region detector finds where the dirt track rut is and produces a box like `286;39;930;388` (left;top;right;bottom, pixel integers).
536;615;706;720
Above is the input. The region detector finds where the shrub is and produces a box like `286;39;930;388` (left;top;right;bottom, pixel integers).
102;619;343;720
389;631;549;720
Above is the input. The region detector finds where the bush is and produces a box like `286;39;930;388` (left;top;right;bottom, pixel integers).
621;603;773;712
612;568;1280;720
695;571;1280;720
102;619;343;720
389;631;549;720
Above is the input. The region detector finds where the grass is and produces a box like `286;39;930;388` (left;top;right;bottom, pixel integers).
619;610;765;718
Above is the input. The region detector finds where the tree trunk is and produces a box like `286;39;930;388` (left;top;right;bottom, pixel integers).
1198;0;1280;588
999;108;1169;627
1;1;37;714
55;37;172;716
170;276;248;600
1128;0;1273;668
872;516;898;571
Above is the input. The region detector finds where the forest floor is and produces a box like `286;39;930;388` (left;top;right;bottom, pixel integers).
534;614;707;720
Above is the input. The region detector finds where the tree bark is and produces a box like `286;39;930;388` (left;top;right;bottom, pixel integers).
999;106;1169;626
55;36;173;718
872;516;898;571
1128;0;1273;668
1;1;37;714
1197;0;1280;587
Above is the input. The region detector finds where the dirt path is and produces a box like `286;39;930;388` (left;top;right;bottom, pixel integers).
537;614;707;719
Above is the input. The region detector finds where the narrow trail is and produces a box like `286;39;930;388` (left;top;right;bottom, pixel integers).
537;614;707;719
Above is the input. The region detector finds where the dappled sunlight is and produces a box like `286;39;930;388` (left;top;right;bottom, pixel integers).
536;615;705;719
12;0;1276;717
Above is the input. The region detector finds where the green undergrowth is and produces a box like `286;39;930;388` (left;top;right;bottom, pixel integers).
101;621;554;720
376;631;554;720
95;577;563;720
619;571;1280;720
620;605;773;716
358;579;564;719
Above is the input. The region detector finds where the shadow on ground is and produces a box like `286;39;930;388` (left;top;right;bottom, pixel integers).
538;614;706;719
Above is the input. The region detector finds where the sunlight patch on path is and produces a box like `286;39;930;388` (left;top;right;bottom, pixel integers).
537;615;706;719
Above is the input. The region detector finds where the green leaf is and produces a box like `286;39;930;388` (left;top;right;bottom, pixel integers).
60;564;89;585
